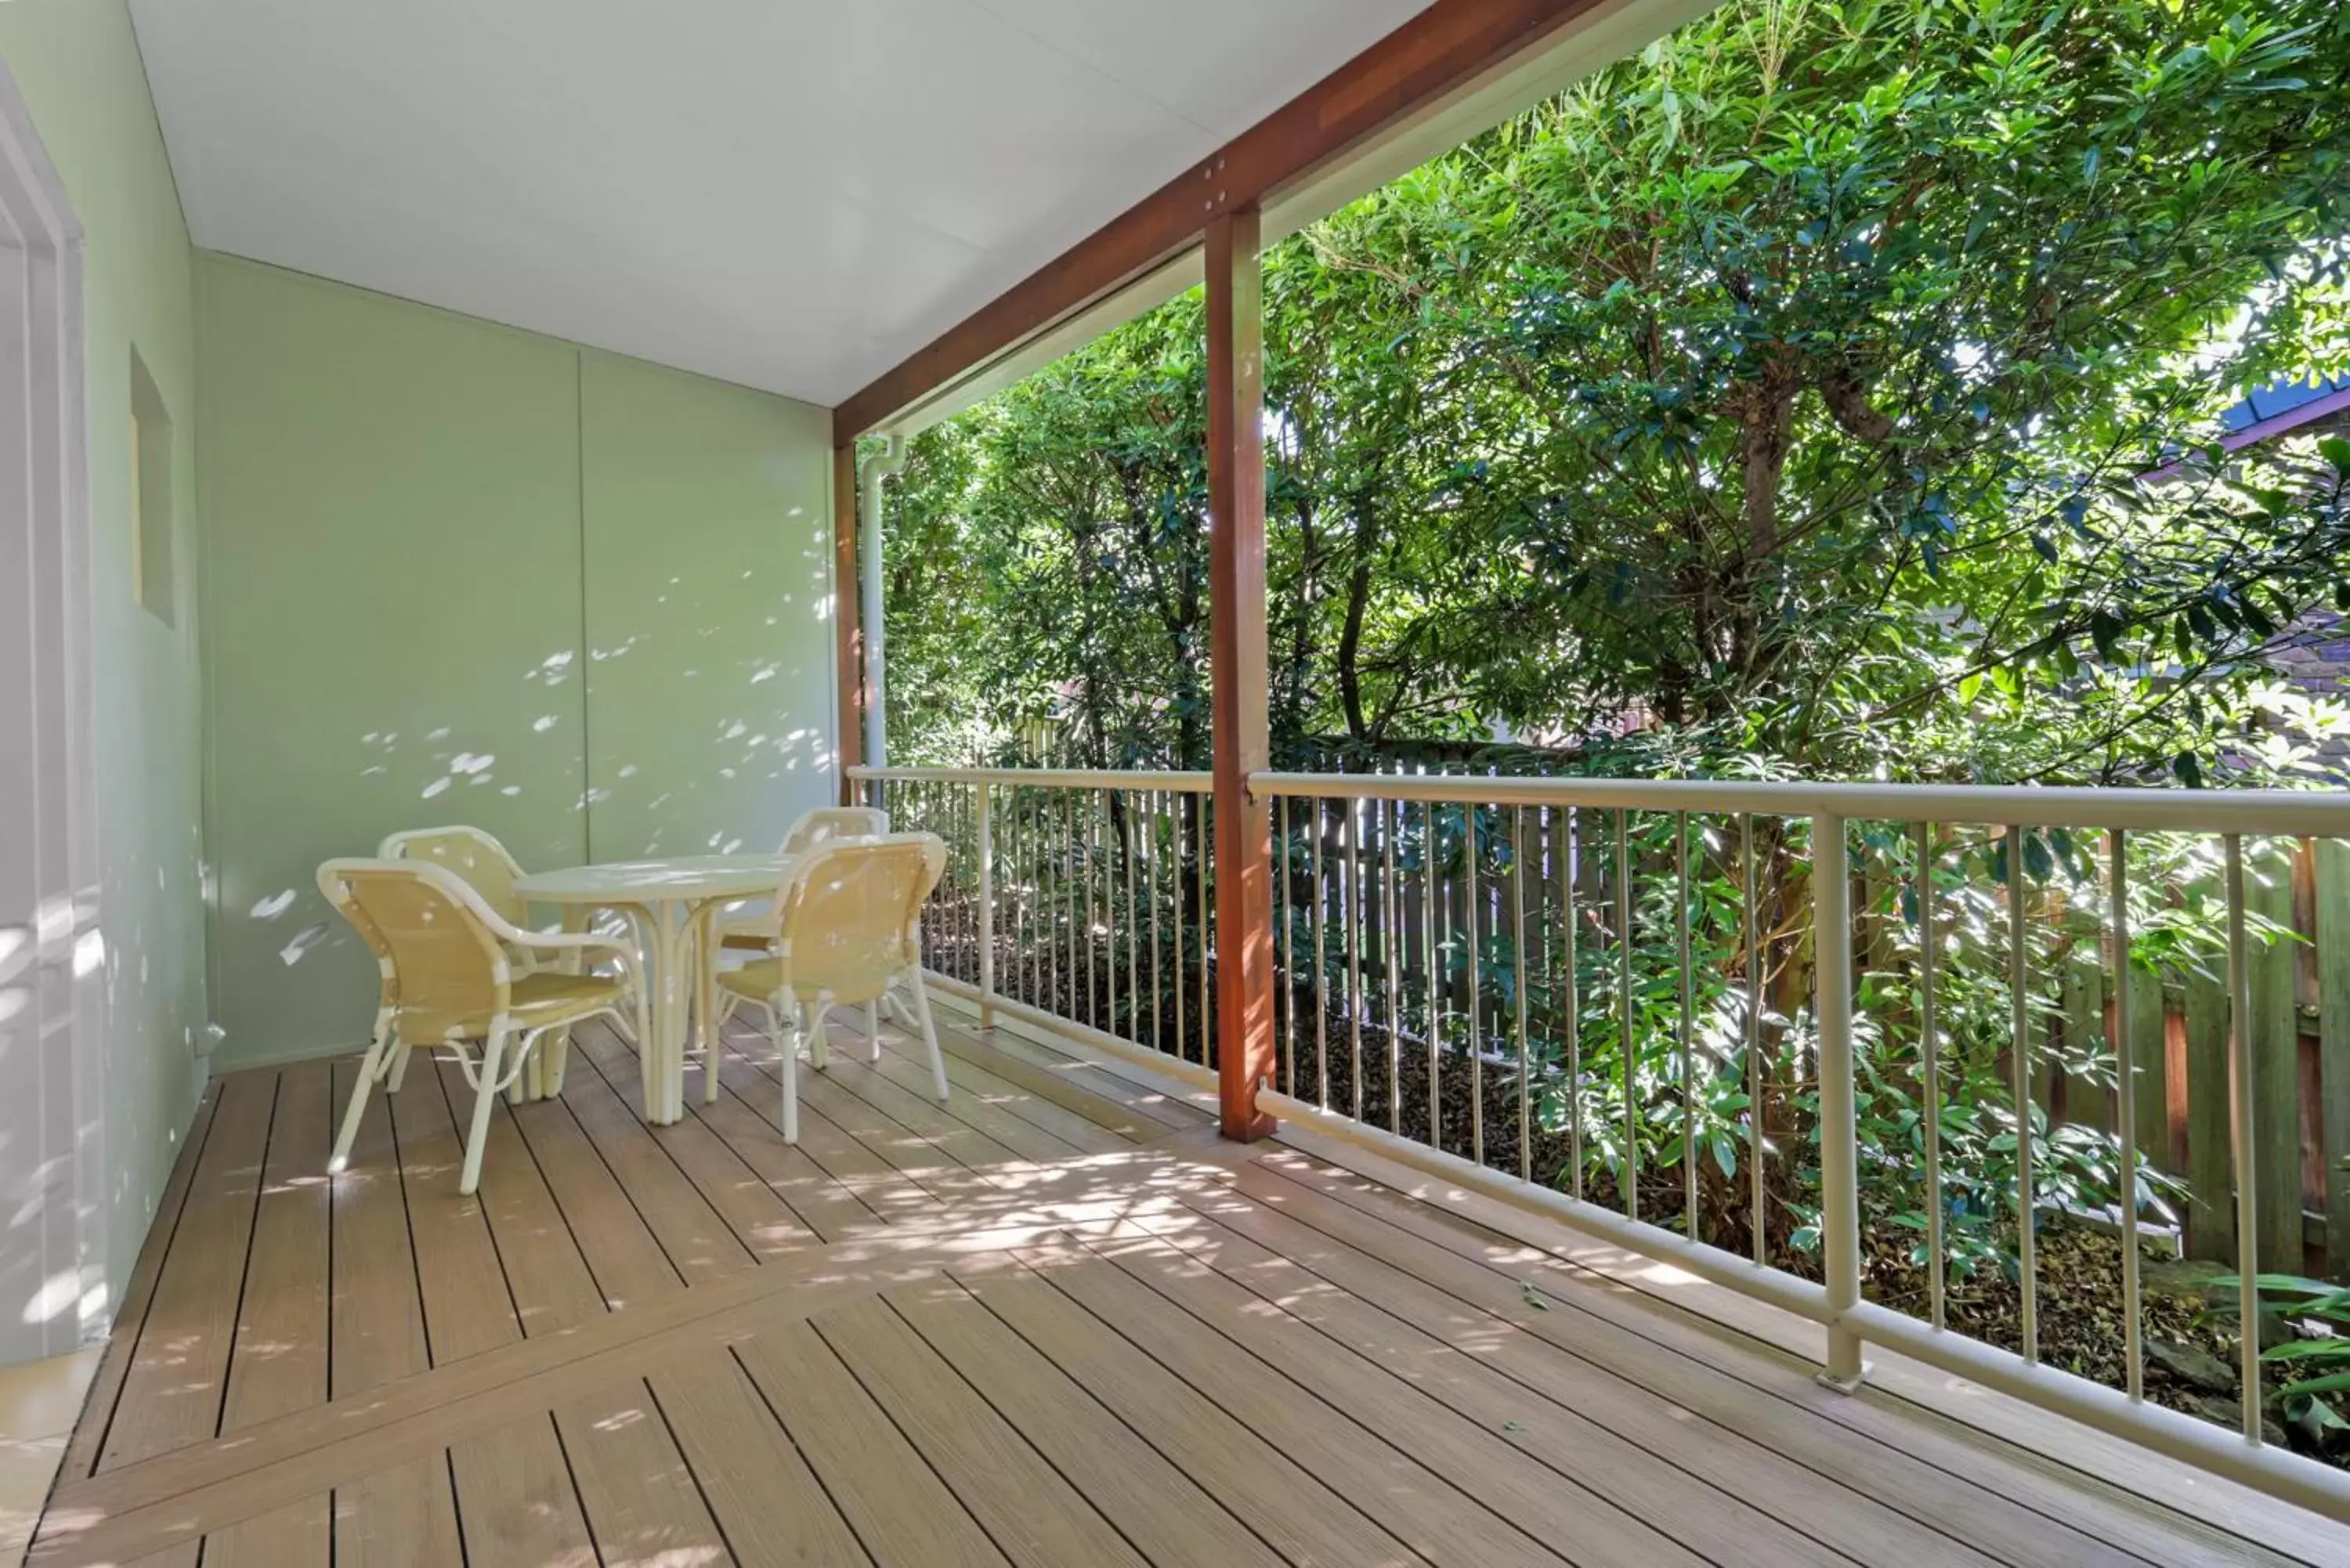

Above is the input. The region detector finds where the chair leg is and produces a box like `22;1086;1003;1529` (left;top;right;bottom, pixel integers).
808;1002;831;1071
865;1000;882;1062
460;1027;510;1195
329;1011;396;1174
908;967;949;1104
769;992;798;1143
383;1026;415;1091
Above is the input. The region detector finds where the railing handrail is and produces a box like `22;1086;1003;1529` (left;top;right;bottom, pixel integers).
859;763;2350;832
851;764;1214;793
1251;770;2350;835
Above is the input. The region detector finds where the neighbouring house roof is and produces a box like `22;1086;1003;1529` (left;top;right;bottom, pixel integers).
2217;370;2350;449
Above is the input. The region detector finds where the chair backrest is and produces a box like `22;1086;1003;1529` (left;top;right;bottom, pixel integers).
779;806;888;856
775;833;945;1004
380;826;530;926
318;858;509;1041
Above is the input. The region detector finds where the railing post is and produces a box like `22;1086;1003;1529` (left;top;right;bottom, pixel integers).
976;786;996;1029
1206;204;1275;1140
1813;811;1866;1390
832;443;862;804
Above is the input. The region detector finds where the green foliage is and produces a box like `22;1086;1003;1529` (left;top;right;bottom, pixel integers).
883;0;2350;1299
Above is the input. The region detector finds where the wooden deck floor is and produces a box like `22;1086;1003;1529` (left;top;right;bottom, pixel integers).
29;1005;2350;1566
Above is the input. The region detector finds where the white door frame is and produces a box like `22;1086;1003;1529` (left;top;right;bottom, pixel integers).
0;60;104;1365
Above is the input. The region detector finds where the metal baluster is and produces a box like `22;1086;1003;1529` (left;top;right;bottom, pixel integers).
1468;800;1484;1168
1514;805;1531;1184
1100;789;1115;1038
1278;795;1295;1098
2110;827;2142;1400
1173;792;1188;1060
1195;792;1210;1067
1123;790;1139;1043
1149;790;1163;1057
1424;800;1441;1147
2007;824;2037;1365
1918;822;1944;1329
1616;810;1637;1222
1383;793;1401;1136
1085;789;1099;1024
1066;789;1080;1019
1678;811;1696;1239
1745;815;1763;1263
1347;796;1364;1123
2224;835;2261;1444
1312;795;1329;1108
978;786;996;1025
1562;806;1582;1201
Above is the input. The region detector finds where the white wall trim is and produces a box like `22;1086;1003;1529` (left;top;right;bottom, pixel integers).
0;55;103;1364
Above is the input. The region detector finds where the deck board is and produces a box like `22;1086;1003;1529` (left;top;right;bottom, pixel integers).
34;1009;2350;1568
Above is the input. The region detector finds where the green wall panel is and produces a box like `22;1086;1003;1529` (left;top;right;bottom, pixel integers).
580;351;836;861
199;258;589;1068
197;260;838;1069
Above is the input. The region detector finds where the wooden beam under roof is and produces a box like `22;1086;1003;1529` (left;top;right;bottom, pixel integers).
830;0;1631;443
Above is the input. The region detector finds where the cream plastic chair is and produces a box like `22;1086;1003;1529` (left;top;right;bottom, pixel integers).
710;806;889;955
716;833;948;1143
703;805;889;1061
384;823;643;1060
320;858;639;1194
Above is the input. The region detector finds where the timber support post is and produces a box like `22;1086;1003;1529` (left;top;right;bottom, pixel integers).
1206;205;1276;1141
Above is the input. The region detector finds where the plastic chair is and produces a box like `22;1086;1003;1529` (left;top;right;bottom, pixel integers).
711;806;889;954
320;858;639;1193
715;833;948;1143
384;824;644;1075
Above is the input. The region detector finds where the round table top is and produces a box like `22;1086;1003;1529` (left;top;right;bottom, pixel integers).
515;854;789;904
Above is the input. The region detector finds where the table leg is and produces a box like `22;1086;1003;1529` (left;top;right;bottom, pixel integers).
646;902;691;1125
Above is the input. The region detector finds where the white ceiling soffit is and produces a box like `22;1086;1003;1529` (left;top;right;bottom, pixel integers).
128;0;1430;407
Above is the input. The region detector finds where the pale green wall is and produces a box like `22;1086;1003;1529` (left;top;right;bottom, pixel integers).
0;0;210;1309
199;258;837;1068
580;351;834;860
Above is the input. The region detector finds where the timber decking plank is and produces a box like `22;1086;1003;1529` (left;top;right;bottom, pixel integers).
930;1010;1210;1131
678;1058;894;1241
885;1275;1285;1568
448;1413;597;1567
1076;1227;1704;1567
326;1061;465;1568
817;1289;1150;1568
58;1082;219;1487
96;1071;276;1472
873;1020;1144;1151
714;1031;943;1221
393;1050;525;1364
1024;1246;1561;1568
969;1258;1434;1568
1156;1181;1958;1566
559;1029;757;1286
555;1377;731;1566
843;1010;1122;1158
734;1316;1012;1568
649;1349;874;1568
400;1058;601;1568
432;1054;606;1335
204;1062;335;1568
1251;1145;2300;1568
569;1021;817;1261
508;1093;685;1310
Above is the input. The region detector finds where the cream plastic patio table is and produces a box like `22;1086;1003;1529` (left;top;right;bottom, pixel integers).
514;854;786;1123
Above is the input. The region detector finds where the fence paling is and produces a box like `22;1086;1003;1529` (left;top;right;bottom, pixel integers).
850;764;2350;1525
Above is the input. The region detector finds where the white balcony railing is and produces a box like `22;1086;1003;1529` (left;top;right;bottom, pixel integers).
851;762;2350;1525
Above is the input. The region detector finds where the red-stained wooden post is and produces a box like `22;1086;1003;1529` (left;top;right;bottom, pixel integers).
1206;206;1277;1140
